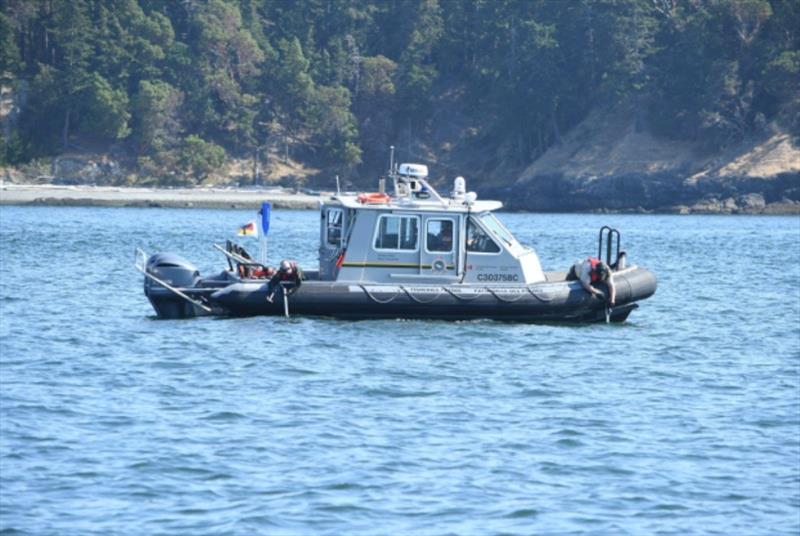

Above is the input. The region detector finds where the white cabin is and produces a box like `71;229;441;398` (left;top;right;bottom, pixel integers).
318;164;546;285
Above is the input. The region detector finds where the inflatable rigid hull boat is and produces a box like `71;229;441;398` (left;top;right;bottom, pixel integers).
138;162;657;323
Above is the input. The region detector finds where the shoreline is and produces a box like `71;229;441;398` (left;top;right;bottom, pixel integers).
0;183;324;210
1;183;798;214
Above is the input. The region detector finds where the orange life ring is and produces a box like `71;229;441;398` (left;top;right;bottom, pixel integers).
357;192;391;204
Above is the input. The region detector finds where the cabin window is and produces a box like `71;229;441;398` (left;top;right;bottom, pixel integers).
374;215;419;251
479;213;517;248
326;208;343;246
426;219;454;253
466;218;501;253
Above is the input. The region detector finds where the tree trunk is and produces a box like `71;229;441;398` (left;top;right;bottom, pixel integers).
252;147;260;185
62;107;71;151
551;107;561;145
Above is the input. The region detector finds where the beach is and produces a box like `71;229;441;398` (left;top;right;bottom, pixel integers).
0;183;325;210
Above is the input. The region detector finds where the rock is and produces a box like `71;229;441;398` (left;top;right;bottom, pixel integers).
667;205;691;215
738;193;766;212
52;154;123;185
691;197;723;214
763;199;800;214
722;197;738;212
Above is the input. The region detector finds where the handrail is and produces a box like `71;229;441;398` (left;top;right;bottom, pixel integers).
598;226;621;267
213;243;268;269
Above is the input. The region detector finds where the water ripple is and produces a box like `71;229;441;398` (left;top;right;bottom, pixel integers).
0;207;798;535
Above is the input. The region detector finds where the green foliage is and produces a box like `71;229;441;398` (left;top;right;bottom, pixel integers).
79;73;131;140
2;0;798;178
0;12;20;73
396;0;444;118
307;85;361;168
764;51;800;99
274;37;315;122
131;79;183;154
179;135;226;181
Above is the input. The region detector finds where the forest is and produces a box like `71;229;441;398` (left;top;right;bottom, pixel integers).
1;0;798;187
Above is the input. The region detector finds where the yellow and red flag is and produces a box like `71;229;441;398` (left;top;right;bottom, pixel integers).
237;220;258;237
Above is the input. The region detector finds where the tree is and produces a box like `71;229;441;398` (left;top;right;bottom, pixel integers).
179;134;226;181
273;36;315;127
0;11;21;73
395;0;443;118
51;0;93;149
79;73;131;140
184;0;265;150
131;79;183;154
307;85;361;168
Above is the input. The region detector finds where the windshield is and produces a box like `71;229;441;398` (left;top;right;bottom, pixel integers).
479;213;518;248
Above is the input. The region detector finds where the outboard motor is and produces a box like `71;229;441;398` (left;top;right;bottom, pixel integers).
144;253;202;319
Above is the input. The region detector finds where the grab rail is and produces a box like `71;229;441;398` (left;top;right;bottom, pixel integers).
598;226;621;268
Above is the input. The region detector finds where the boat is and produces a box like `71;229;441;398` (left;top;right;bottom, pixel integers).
136;159;656;323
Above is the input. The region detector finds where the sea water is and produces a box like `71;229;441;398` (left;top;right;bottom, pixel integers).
0;206;798;535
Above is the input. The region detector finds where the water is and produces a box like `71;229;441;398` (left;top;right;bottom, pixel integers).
1;206;798;535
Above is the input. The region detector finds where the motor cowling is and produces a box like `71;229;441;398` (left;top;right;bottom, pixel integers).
143;253;203;319
145;253;201;290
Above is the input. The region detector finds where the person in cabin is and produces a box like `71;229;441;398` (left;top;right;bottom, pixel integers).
266;259;303;302
569;257;616;305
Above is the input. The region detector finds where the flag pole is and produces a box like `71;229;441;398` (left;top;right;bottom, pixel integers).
259;201;271;266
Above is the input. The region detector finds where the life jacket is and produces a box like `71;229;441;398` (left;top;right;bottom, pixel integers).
238;264;272;279
250;266;271;279
587;257;602;283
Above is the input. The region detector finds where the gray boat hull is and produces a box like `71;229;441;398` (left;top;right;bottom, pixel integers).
144;253;656;323
210;268;655;322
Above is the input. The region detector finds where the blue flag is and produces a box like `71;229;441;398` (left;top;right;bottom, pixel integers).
260;202;271;236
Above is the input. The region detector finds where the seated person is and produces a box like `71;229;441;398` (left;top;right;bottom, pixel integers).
466;222;500;253
238;263;274;279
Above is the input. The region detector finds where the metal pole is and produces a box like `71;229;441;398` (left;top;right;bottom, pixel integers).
135;264;212;313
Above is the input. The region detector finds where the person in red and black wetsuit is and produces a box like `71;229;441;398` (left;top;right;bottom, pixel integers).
266;259;303;302
568;257;616;305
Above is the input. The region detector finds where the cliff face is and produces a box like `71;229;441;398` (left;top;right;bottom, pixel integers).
500;103;800;214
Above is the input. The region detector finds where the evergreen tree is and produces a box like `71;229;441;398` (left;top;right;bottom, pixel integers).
1;0;798;182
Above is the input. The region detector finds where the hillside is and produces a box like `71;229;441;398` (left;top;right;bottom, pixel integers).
1;1;799;212
503;102;800;213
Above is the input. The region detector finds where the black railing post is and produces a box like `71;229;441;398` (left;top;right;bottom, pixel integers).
598;226;622;267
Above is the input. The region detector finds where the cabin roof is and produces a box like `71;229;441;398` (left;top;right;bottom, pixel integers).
326;194;503;213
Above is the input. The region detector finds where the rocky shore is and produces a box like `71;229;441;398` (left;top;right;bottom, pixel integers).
490;171;800;215
2;180;798;214
502;103;800;215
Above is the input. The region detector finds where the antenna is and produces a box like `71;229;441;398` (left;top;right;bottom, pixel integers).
335;175;341;195
389;145;395;175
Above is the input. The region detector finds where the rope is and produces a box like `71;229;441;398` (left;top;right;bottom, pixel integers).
401;285;442;304
486;287;528;303
359;285;400;304
443;286;482;302
528;286;555;302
